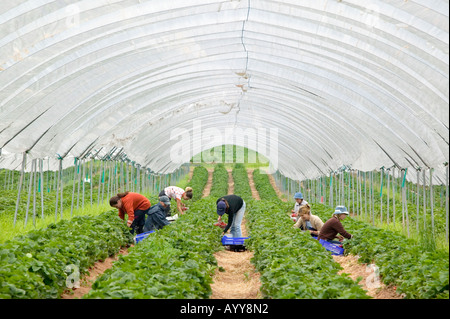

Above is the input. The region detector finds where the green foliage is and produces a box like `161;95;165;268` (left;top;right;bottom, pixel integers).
209;164;229;198
0;211;134;299
231;164;253;202
252;168;279;201
85;198;223;299
189;166;209;201
246;200;370;299
310;203;449;299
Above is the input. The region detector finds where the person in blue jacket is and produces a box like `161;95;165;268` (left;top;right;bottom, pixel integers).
143;196;171;232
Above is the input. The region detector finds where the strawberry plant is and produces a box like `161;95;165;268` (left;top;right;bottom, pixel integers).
209;163;229;197
231;163;253;202
189;166;209;201
0;211;133;298
252;168;279;201
84;198;223;299
310;203;449;299
246;199;370;299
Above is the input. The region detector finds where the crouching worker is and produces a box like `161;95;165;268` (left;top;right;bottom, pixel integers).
216;194;246;238
318;205;353;244
143;196;171;232
291;192;308;221
293;204;324;237
110;191;151;235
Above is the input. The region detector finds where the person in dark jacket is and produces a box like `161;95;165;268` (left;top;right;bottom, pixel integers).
143;196;171;232
216;194;246;238
318;205;353;244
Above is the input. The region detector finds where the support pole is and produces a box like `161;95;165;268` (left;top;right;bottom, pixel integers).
40;159;45;219
14;152;27;226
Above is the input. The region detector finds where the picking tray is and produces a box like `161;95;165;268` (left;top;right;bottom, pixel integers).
134;230;155;244
312;236;344;255
221;236;250;246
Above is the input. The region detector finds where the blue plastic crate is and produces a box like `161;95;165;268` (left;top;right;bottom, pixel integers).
134;230;155;244
318;239;344;256
221;236;250;246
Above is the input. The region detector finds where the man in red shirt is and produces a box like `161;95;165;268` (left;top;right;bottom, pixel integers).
109;191;151;234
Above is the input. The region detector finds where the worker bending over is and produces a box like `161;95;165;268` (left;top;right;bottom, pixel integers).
318;205;353;244
109;191;150;234
293;204;324;237
159;186;193;215
216;194;246;238
143;196;171;232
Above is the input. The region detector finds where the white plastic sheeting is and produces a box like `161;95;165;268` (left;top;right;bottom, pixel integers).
0;0;448;182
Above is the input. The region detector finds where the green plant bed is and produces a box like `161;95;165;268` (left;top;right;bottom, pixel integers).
84;198;223;299
309;203;449;299
0;211;134;299
231;163;253;202
209;163;229;198
246;199;370;299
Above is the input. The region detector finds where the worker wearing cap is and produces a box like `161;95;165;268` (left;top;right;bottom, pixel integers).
291;192;309;221
143;196;171;232
317;205;353;244
216;194;246;238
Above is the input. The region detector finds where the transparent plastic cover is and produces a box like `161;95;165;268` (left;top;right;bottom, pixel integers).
0;0;448;183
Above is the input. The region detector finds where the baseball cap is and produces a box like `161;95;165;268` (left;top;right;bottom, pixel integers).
217;200;227;216
159;196;171;206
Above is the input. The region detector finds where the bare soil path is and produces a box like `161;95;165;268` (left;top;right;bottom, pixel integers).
267;173;287;202
227;169;234;195
210;218;261;299
61;247;130;299
209;168;262;299
246;169;260;200
202;168;214;198
333;254;404;299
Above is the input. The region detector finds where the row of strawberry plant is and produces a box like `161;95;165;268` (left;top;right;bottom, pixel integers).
308;203;449;299
189;166;209;201
252;168;280;201
209;163;229;198
84;198;223;298
231;163;253;202
246;199;370;299
0;211;134;298
255;168;448;299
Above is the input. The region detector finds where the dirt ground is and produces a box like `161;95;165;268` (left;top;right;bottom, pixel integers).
267;173;287;202
210;169;262;299
61;247;130;299
210;217;261;299
333;254;404;299
247;169;260;200
227;169;234;195
202;168;214;197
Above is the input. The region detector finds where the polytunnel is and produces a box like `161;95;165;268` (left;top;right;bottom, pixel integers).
0;0;448;183
1;1;450;303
